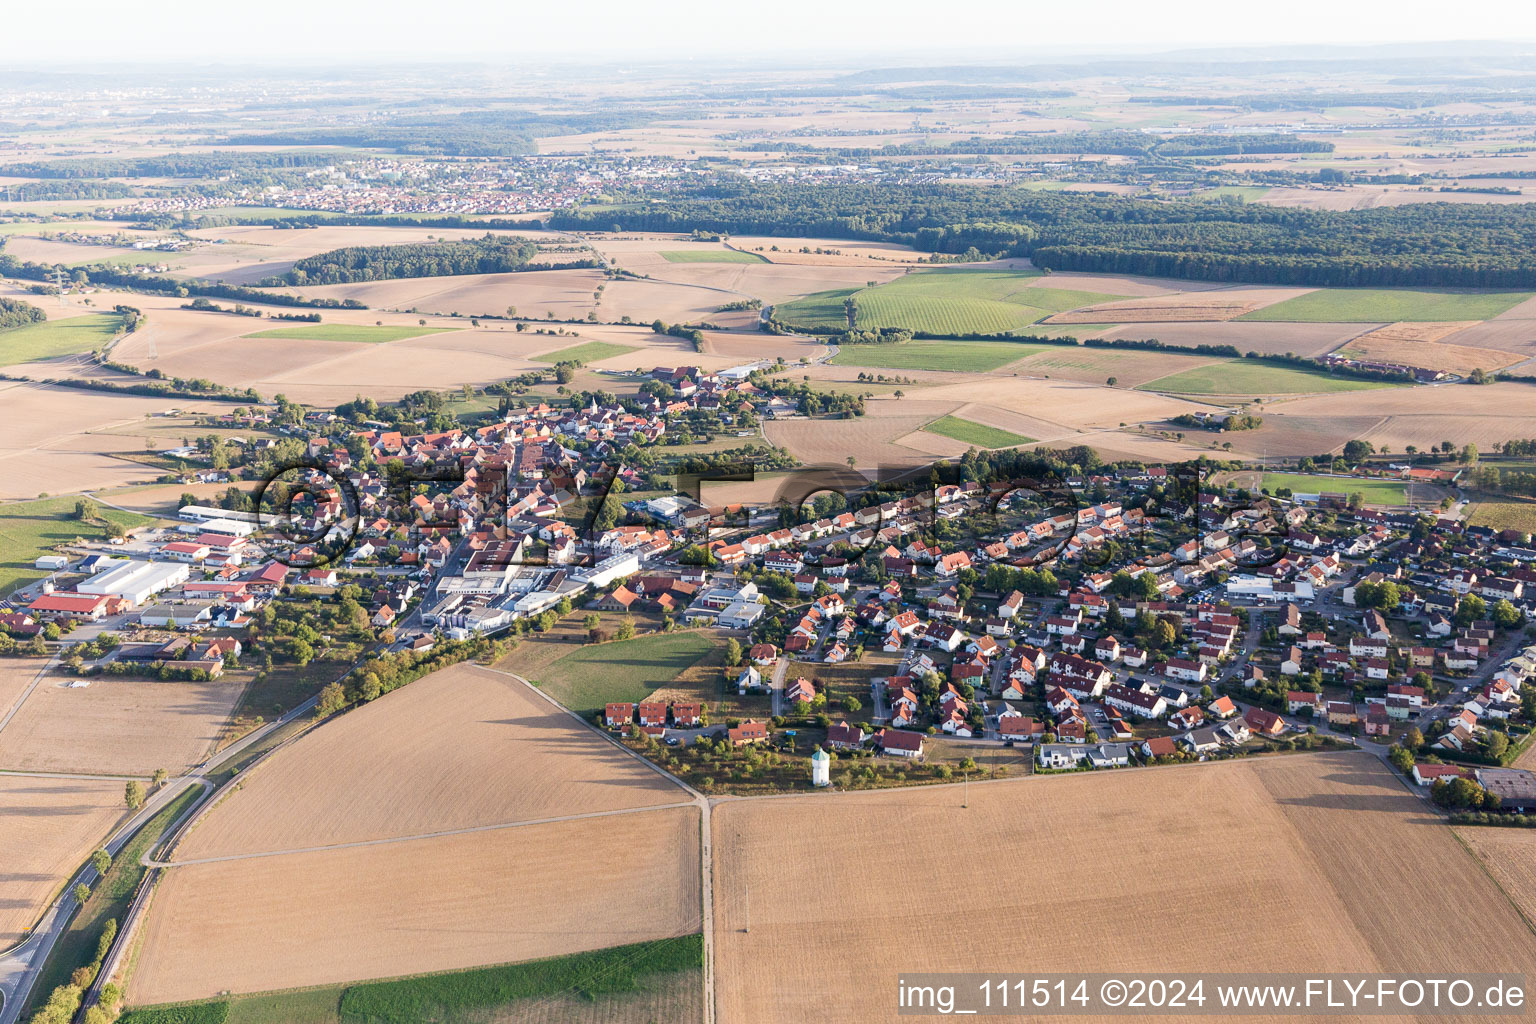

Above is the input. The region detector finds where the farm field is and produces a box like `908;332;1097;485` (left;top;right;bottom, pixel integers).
175;661;685;859
1454;827;1536;925
1332;321;1522;374
775;267;1128;335
0;312;124;366
1046;285;1313;323
1138;359;1396;395
1261;473;1410;504
1098;319;1367;358
0;495;155;595
513;630;716;715
1239;288;1533;323
0;669;246;776
1249;381;1536;454
827;340;1054;373
659;249;765;263
1466;497;1536;535
712;752;1536;1024
243;324;456;343
0;379;241;499
530;340;637;364
1011;345;1223;387
129;805;702;1005
922;414;1033;449
123;938;703;1024
0;774;126;948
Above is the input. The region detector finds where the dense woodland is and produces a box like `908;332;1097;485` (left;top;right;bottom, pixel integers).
754;131;1333;159
0;295;46;330
552;180;1536;287
216;109;664;157
0;151;343;179
268;235;545;285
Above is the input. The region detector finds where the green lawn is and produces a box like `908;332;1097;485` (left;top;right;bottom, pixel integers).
242;325;456;344
1137;359;1397;396
659;249;766;263
776;267;1126;336
537;631;715;713
0;312;124;366
1238;288;1533;323
828;339;1055;373
121;935;704;1024
1261;473;1409;505
924;415;1034;449
1467;497;1536;536
0;496;157;596
531;340;638;364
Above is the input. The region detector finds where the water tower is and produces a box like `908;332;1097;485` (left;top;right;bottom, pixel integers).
810;747;830;787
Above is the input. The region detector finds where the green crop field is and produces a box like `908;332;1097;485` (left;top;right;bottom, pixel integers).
532;340;637;364
1195;186;1271;202
924;415;1035;449
242;325;456;344
828;340;1055;373
1137;359;1397;396
1467;497;1536;536
776;267;1128;336
1260;474;1409;505
0;496;157;596
659;249;766;263
536;631;714;713
0;313;124;366
1238;288;1533;323
121;936;704;1024
772;288;857;330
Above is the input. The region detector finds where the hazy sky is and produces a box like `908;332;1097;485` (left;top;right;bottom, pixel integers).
12;0;1536;64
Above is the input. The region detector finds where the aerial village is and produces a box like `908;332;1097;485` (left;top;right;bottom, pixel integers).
6;364;1536;812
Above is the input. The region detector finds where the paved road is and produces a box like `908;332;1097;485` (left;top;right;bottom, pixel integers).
0;684;324;1024
0;775;208;1024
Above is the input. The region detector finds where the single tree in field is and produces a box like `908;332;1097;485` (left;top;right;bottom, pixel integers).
150;767;167;790
1106;376;1118;387
724;638;743;666
124;780;144;810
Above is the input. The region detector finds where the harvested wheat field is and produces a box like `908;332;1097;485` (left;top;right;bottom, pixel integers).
1335;322;1523;374
176;662;685;859
1265;382;1536;451
1100;320;1374;358
0;673;244;776
1045;286;1315;324
0;774;126;947
130;804;701;1004
1222;414;1393;458
1429;318;1536;362
1011;345;1224;387
0;660;43;720
0;380;240;498
912;376;1209;429
1454;827;1536;925
764;401;960;467
713;752;1536;1024
293;268;609;320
